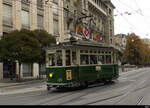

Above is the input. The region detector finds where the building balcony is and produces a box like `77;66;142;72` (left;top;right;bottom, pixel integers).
64;8;75;19
88;0;107;16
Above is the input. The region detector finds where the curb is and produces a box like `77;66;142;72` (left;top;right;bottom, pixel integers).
0;79;46;88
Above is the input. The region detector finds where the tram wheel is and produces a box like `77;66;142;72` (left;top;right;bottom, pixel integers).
104;78;113;85
80;82;88;89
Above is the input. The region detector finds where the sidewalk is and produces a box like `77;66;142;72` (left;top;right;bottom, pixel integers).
0;78;46;88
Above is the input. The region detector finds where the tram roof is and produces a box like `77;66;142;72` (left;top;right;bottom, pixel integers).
46;40;116;50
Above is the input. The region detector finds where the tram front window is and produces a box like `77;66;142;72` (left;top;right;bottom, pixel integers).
56;50;63;66
66;50;71;66
72;51;77;65
48;54;55;66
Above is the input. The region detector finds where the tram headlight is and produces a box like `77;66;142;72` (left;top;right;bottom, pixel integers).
49;73;53;78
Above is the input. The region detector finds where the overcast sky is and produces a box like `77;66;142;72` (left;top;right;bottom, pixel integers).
111;0;150;39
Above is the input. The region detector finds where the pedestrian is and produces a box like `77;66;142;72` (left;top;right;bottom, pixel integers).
121;63;124;72
9;64;13;80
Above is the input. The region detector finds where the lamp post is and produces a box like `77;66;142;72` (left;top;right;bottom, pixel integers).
131;39;138;65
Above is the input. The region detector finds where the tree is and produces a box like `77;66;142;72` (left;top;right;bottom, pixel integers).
0;30;41;63
0;29;56;79
123;33;145;65
0;30;41;80
31;29;56;64
141;40;150;65
31;29;56;77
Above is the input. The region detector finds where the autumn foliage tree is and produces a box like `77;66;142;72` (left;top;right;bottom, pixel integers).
123;33;150;65
142;41;150;65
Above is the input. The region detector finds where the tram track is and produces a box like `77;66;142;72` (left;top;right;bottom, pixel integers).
70;69;150;105
86;94;124;105
1;68;150;105
31;82;117;105
37;70;150;105
37;84;108;105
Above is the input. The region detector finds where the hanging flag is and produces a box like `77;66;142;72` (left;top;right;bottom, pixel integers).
99;36;103;41
93;33;99;40
93;33;103;41
82;27;90;37
75;24;83;34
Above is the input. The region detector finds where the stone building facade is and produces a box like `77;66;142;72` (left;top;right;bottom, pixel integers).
0;0;65;80
112;34;127;50
142;38;150;49
63;0;115;44
0;0;115;80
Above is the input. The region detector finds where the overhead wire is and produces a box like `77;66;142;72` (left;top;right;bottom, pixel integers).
133;0;150;37
113;0;145;35
115;0;150;37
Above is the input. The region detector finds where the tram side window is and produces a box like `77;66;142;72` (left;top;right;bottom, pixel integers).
66;50;71;66
72;51;77;65
98;56;102;64
106;55;111;64
48;54;55;66
56;50;63;66
80;55;89;65
98;55;105;64
90;55;97;64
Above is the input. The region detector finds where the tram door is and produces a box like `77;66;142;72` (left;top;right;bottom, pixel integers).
65;49;79;81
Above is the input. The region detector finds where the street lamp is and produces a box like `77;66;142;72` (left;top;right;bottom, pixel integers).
131;39;138;65
132;39;135;42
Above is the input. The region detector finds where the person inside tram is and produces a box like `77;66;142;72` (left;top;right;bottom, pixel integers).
81;60;86;65
98;56;103;65
90;55;98;64
98;60;102;65
72;59;76;65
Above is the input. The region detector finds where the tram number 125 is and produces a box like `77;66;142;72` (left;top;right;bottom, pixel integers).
66;70;72;80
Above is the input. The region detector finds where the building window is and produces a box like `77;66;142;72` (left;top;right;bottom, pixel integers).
53;0;59;4
21;10;30;29
53;19;59;35
37;14;44;29
22;63;33;77
53;5;59;15
3;4;12;25
53;15;59;35
21;0;30;4
109;8;112;15
37;0;43;8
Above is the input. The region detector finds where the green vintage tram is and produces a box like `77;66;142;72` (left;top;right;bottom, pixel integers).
46;40;119;90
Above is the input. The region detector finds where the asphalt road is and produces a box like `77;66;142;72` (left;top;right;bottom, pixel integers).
0;67;150;105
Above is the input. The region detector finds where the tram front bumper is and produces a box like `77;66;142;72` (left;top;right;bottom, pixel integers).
47;82;78;88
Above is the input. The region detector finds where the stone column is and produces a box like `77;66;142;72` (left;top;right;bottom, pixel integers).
30;0;37;30
59;0;65;42
0;0;3;36
0;1;3;80
12;0;21;30
33;63;39;78
0;63;3;80
44;0;53;34
104;17;110;44
15;61;20;79
20;64;23;78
